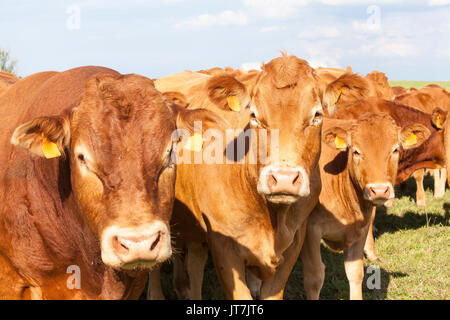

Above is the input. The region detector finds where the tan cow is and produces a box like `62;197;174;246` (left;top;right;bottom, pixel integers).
301;112;430;300
150;53;325;300
0;66;221;299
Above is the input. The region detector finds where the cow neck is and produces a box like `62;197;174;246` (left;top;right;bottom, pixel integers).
324;151;373;225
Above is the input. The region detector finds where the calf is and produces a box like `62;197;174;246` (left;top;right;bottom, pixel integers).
301;113;430;300
150;54;324;300
0;66;219;299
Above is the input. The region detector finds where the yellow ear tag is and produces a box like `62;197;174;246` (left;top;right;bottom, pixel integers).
405;132;417;147
436;115;443;129
335;135;347;150
185;133;203;152
334;89;342;104
227;95;241;112
41;135;61;159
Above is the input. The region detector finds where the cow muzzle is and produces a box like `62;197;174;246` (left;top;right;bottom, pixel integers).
257;165;310;204
101;221;172;270
363;183;394;206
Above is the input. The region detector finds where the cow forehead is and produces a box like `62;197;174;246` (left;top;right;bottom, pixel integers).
253;81;320;116
71;75;177;164
351;116;400;150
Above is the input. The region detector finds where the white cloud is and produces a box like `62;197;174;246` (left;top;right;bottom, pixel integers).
320;0;404;4
437;47;450;57
428;0;450;6
361;37;417;57
298;26;341;39
240;62;262;71
175;10;248;28
260;26;286;32
243;0;309;19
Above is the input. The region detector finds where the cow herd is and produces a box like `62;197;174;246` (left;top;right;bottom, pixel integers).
0;52;448;300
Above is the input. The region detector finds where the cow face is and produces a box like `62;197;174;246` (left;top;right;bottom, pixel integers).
250;54;324;205
324;113;430;206
11;73;220;270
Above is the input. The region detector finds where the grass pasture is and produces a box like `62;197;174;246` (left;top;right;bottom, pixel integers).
389;81;450;91
155;175;449;300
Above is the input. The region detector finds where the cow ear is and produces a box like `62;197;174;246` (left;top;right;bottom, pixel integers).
431;107;447;130
170;103;227;152
399;124;431;150
162;91;189;107
323;73;369;115
323;127;349;151
207;75;250;112
11;116;71;158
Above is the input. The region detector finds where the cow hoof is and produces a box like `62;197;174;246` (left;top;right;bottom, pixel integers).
416;201;426;207
365;252;381;263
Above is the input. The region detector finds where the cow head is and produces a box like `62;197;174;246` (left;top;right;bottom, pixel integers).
11;73;220;270
323;73;371;115
250;53;324;205
324;113;430;206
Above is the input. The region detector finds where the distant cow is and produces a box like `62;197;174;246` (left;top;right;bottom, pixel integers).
150;54;325;300
0;71;19;96
0;66;220;299
395;85;450;205
301;112;430;300
392;86;408;97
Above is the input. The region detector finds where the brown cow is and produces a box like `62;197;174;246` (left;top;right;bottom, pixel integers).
395;85;450;205
392;86;408;97
329;96;447;262
0;66;220;299
150;54;324;300
0;71;19;96
301;112;430;300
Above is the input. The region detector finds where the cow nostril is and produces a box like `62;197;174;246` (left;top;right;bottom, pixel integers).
268;174;277;187
113;236;129;254
150;232;161;251
292;172;300;186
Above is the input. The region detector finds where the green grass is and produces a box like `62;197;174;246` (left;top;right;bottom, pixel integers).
389;81;450;91
155;175;449;300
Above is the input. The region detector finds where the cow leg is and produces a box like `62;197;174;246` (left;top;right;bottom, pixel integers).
147;266;165;300
300;224;324;300
364;207;379;262
343;228;368;300
208;234;252;300
186;241;208;300
246;270;262;299
413;169;426;207
172;254;190;300
259;226;305;300
434;168;447;199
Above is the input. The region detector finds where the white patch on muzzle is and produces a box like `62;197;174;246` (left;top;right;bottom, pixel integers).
257;165;310;197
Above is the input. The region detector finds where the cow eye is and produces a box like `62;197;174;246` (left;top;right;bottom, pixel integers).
250;112;261;127
77;154;86;163
392;146;400;155
353;149;361;158
311;111;323;126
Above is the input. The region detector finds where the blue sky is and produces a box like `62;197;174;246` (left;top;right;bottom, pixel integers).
0;0;449;80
